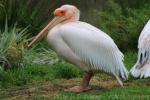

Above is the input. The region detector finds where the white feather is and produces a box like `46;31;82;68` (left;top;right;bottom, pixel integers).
58;22;128;82
130;20;150;78
139;20;150;49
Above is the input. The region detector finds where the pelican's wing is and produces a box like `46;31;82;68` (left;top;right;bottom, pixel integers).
60;22;128;81
138;20;150;64
130;20;150;78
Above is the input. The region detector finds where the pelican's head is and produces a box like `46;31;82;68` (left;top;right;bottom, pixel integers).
28;5;80;48
54;5;80;21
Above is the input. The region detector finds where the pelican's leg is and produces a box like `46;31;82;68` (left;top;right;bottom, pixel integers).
68;71;93;93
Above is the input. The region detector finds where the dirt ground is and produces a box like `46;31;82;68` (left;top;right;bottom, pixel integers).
0;75;122;100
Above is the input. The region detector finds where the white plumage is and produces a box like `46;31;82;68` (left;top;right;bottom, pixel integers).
47;21;128;85
28;5;129;92
130;20;150;78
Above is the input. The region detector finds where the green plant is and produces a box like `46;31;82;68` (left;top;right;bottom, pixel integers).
0;21;29;69
32;48;60;65
0;0;59;33
0;21;59;69
87;0;150;51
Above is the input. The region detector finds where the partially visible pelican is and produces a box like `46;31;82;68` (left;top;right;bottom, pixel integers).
130;20;150;78
28;5;128;92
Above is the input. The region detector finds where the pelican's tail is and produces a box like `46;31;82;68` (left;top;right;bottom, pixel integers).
113;51;129;86
115;61;128;86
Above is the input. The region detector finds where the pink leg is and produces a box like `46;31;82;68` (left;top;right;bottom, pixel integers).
68;71;93;93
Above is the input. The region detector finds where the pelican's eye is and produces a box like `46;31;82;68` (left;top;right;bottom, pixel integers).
60;10;65;14
54;9;66;16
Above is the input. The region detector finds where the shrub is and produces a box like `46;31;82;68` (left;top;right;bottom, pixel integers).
0;21;62;69
0;0;59;33
89;0;150;51
0;21;29;69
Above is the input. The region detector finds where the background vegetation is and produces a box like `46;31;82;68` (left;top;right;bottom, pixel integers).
0;0;150;50
0;0;150;99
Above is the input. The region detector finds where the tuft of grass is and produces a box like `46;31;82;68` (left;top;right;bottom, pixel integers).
0;21;29;69
32;48;60;65
0;20;60;70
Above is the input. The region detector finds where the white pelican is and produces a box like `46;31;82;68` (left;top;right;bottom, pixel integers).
28;5;128;92
130;20;150;78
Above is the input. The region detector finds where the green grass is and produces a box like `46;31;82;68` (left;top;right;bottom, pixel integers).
0;63;81;88
1;51;150;100
0;51;136;88
52;86;150;100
